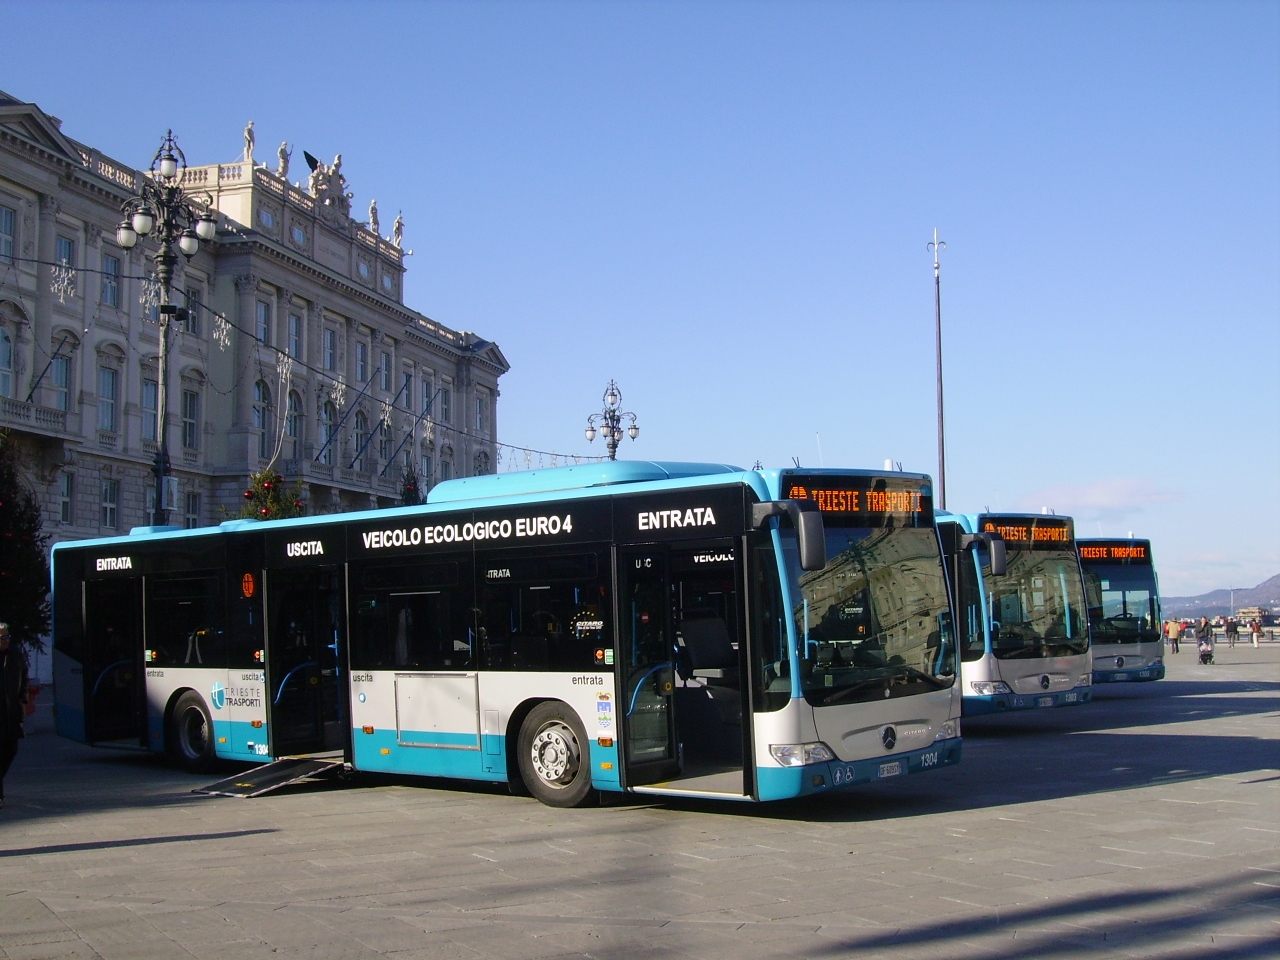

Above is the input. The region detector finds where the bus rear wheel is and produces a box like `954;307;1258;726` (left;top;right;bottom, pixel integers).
517;702;597;808
169;691;216;773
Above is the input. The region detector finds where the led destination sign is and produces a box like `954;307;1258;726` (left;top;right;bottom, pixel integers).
783;475;933;527
979;515;1074;550
1078;539;1151;564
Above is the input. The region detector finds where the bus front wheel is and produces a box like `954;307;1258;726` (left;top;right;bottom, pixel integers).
168;691;216;773
517;702;597;808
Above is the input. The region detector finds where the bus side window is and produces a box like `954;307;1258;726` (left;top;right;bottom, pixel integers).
350;560;468;671
958;556;985;662
146;575;226;667
750;537;789;712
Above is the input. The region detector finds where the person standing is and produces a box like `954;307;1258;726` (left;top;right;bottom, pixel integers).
0;622;29;809
1225;617;1239;649
1250;618;1264;648
1166;618;1181;654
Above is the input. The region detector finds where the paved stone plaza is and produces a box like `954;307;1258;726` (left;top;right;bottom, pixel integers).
1;647;1276;960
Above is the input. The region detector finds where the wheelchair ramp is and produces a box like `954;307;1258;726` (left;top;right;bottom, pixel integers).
195;756;347;798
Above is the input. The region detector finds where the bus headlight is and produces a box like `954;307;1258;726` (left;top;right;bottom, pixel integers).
1075;674;1092;687
970;681;1011;696
770;742;836;767
934;720;958;741
1150;658;1163;667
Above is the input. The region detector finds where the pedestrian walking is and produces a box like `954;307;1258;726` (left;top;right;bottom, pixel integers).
1225;617;1239;649
0;622;30;809
1165;618;1181;654
1250;618;1263;648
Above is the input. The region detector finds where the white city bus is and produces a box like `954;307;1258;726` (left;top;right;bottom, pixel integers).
938;512;1092;715
52;462;962;805
1078;538;1164;683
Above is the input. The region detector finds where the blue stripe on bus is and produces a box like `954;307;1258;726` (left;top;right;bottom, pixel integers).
756;738;962;802
353;729;507;781
211;719;275;761
55;703;86;743
962;688;1092;715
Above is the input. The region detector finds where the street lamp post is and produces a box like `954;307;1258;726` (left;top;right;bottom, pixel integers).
928;229;947;510
584;379;639;461
115;131;217;526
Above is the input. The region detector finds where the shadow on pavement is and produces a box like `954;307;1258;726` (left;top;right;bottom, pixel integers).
0;828;277;858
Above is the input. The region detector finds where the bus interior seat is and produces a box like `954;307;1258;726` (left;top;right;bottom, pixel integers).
676;615;738;685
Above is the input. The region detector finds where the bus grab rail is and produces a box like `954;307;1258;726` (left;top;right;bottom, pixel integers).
274;661;319;704
90;659;132;701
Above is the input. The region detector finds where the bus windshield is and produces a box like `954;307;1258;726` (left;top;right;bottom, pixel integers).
1082;564;1160;644
984;548;1089;658
783;527;955;707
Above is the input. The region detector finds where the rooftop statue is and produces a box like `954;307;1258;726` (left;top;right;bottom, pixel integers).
243;120;255;163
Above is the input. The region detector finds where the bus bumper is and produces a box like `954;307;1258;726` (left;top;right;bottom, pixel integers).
962;688;1092;715
756;737;962;801
1093;664;1164;683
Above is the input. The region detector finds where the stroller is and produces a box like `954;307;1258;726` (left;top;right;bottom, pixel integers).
1198;637;1214;665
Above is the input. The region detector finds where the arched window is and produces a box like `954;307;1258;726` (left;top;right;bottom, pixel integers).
353;411;368;473
474;450;491;476
253;380;272;460
378;421;391;463
319;401;336;465
0;327;12;398
286;390;302;460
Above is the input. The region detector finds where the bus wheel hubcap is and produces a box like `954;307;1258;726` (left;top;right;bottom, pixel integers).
182;710;207;757
531;723;578;785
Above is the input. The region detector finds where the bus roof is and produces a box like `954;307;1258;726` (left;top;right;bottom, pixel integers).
426;460;743;503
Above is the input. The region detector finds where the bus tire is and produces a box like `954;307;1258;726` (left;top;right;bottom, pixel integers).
168;691;216;773
517;701;597;808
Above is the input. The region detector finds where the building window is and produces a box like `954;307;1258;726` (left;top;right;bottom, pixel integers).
101;255;120;307
402;372;413;410
59;472;74;523
182;389;200;450
353;412;368;472
288;313;302;358
440;387;451;425
56;235;74;266
98;366;117;432
253;380;271;459
440;459;452;482
256;300;271;344
0;204;14;263
184;492;201;529
141;378;158;441
422;379;433;413
476;395;487;434
0;328;11;398
319;400;336;465
379;351;390;391
355;341;367;382
323;329;336;370
185;286;202;336
378;421;391;463
286;390;302;459
101;478;119;529
421;451;432;484
51;356;70;412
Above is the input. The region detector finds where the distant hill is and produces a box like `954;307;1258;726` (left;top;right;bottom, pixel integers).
1163;574;1280;619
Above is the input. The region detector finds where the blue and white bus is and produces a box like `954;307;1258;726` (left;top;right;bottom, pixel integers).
1077;538;1164;683
51;462;962;806
938;512;1092;715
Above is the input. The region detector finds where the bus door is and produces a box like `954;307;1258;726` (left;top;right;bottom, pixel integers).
618;539;748;791
265;565;345;756
617;546;678;784
83;577;145;745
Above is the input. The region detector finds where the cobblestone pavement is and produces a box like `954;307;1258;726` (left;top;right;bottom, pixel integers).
1;647;1276;960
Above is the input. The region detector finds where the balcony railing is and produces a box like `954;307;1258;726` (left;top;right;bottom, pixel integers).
1;396;68;433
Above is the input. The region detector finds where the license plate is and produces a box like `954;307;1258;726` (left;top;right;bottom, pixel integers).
1138;671;1151;678
1037;696;1054;707
878;761;902;778
1114;673;1129;681
1064;692;1078;702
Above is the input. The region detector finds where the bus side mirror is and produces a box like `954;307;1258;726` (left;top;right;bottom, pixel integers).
752;499;827;571
961;532;1007;577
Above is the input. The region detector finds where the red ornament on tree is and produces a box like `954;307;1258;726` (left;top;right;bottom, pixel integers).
244;490;253;499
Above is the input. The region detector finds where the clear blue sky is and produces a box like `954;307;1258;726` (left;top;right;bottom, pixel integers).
5;1;1277;596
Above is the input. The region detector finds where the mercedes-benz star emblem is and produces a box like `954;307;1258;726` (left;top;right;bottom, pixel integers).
882;726;897;750
1040;675;1051;690
1116;656;1125;669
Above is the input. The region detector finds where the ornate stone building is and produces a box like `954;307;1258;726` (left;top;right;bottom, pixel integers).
0;89;508;547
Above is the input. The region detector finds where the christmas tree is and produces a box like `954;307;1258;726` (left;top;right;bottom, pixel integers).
0;431;50;653
240;468;305;520
398;465;423;507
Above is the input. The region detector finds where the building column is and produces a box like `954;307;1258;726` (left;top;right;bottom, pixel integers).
229;274;258;467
